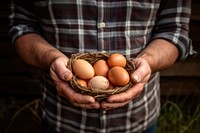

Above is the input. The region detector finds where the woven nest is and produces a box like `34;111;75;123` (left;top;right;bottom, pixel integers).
67;52;135;102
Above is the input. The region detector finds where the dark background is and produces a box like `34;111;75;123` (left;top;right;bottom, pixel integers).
0;0;200;133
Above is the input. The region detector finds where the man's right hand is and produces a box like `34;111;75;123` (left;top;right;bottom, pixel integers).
50;56;100;109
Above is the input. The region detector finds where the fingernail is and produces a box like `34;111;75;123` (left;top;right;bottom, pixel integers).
64;72;72;81
134;74;139;82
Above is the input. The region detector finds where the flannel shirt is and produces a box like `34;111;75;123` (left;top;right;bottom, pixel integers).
9;0;192;132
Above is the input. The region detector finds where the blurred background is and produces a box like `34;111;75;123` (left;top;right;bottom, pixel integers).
0;0;199;133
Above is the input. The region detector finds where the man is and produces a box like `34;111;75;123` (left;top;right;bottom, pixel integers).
9;0;193;132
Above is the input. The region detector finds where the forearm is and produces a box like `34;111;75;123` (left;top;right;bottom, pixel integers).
14;33;67;69
138;39;179;73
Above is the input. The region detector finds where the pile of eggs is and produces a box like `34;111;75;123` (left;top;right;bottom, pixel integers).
72;53;130;90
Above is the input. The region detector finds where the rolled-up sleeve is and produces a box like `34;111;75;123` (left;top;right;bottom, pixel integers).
152;0;195;61
9;0;41;45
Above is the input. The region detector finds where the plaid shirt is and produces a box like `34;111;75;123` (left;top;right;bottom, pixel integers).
9;0;191;132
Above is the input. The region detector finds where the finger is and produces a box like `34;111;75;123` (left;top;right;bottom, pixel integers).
52;64;72;81
101;100;129;110
63;70;73;81
59;83;96;104
75;101;100;109
72;93;96;104
107;83;144;103
50;57;73;81
57;91;100;109
131;58;151;83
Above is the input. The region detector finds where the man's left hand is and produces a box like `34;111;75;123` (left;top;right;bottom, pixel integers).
101;57;151;110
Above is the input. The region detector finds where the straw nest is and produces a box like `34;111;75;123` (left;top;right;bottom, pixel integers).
67;52;135;102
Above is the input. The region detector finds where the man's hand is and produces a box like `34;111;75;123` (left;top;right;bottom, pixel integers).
101;39;179;110
101;57;151;110
50;56;100;109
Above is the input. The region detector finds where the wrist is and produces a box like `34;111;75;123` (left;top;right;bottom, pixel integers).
137;39;179;73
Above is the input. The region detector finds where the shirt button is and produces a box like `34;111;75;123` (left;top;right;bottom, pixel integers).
98;22;106;28
103;110;107;114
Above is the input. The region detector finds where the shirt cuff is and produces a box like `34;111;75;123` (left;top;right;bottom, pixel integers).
9;24;41;45
151;33;196;61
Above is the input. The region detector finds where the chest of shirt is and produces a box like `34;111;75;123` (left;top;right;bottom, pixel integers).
30;0;160;55
32;0;160;29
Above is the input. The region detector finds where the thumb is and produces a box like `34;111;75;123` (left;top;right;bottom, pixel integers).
50;57;73;81
63;69;73;81
130;58;151;83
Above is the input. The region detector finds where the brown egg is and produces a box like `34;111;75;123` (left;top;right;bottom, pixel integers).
108;66;130;86
107;53;127;68
93;59;109;77
77;79;88;88
72;59;94;79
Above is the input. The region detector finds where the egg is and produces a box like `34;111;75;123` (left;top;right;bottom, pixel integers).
107;53;127;68
77;79;88;88
93;59;109;77
88;76;109;90
108;66;130;86
72;59;94;79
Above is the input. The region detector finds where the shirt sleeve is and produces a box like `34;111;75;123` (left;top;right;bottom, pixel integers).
9;0;41;45
151;0;195;61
